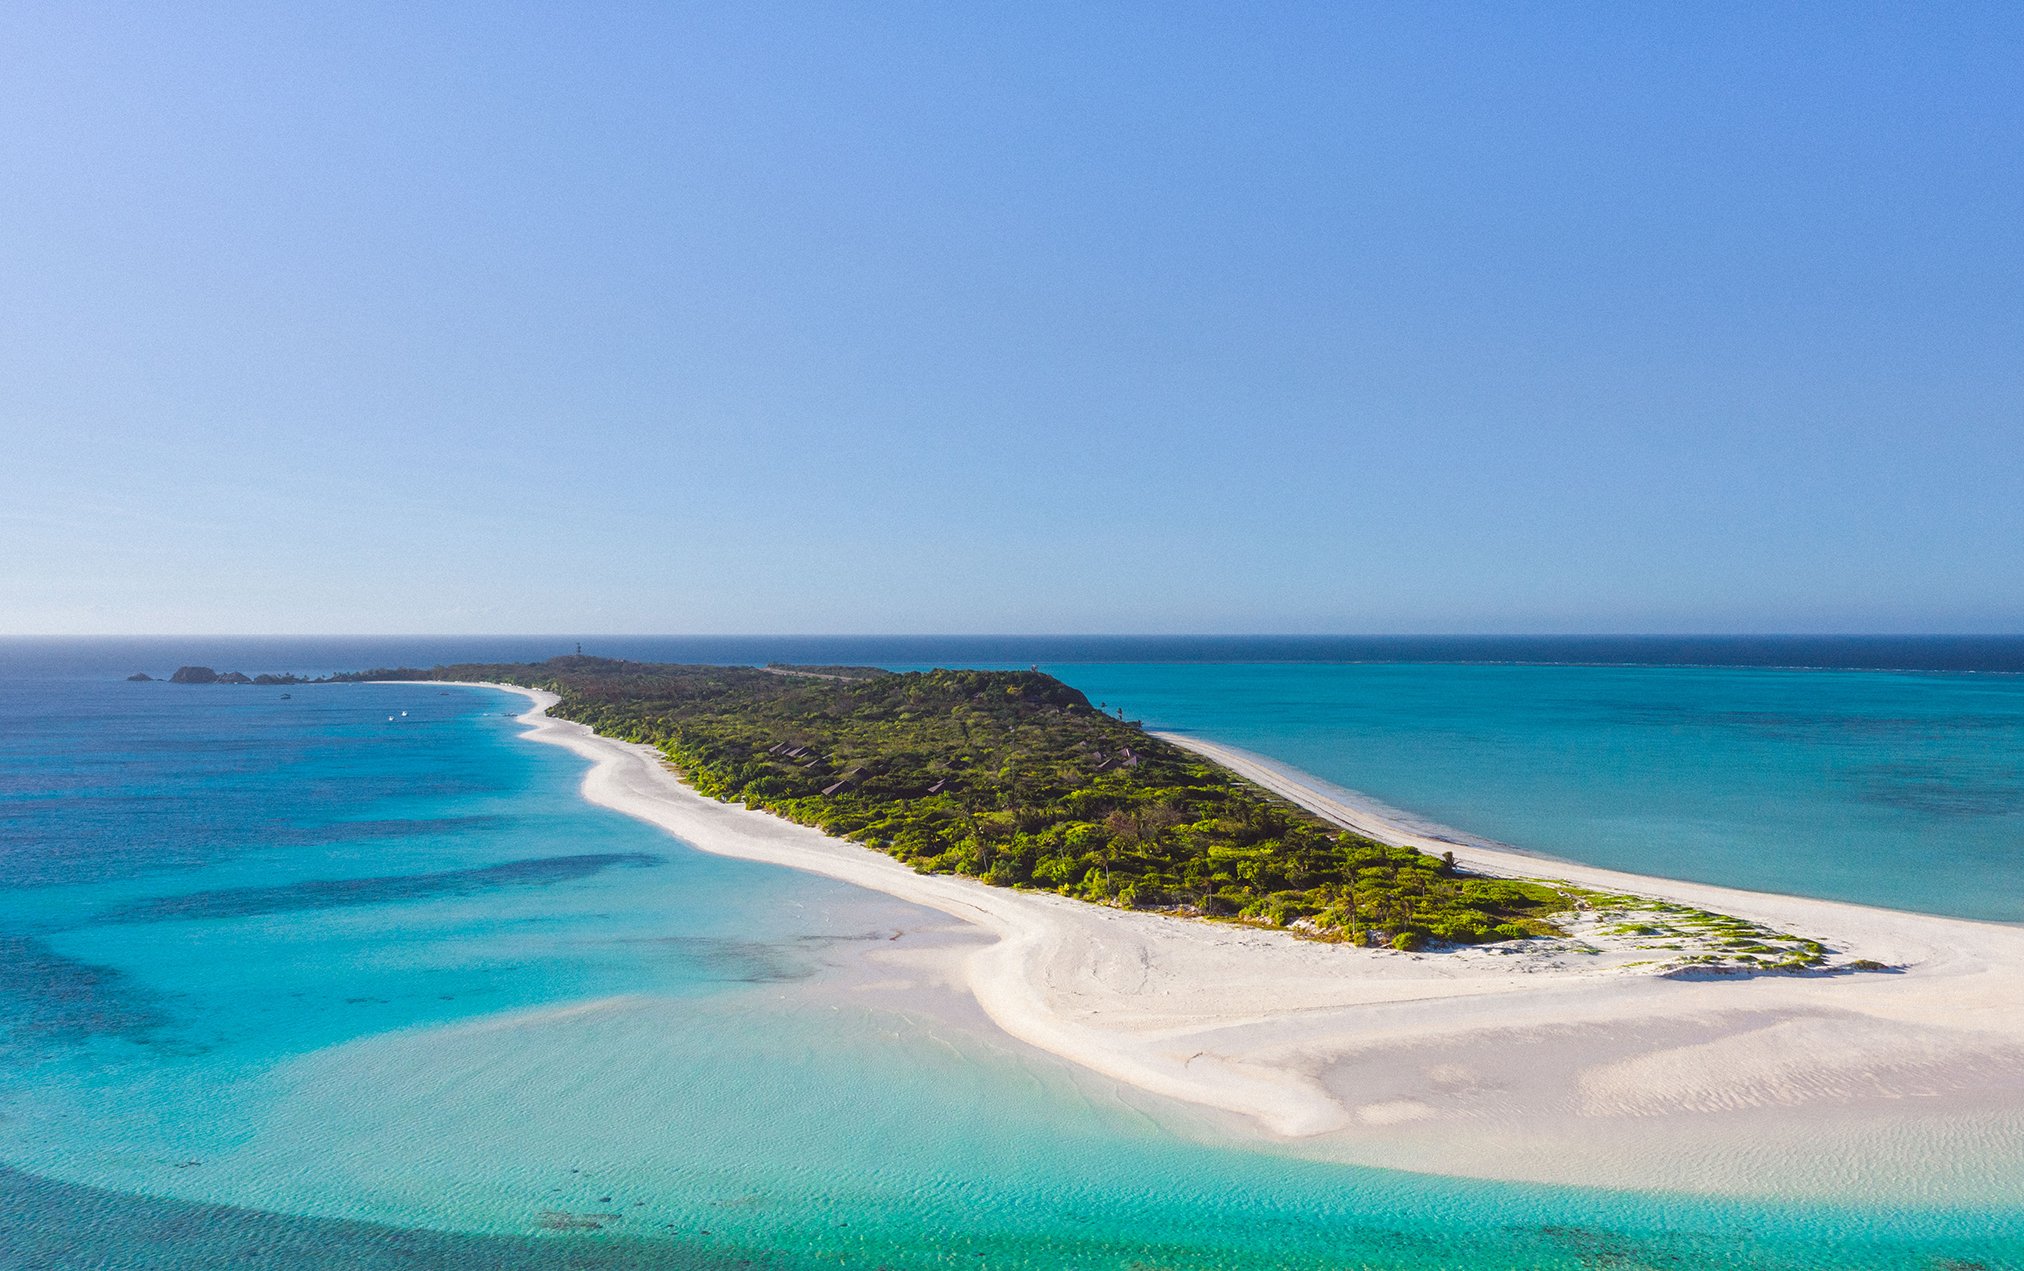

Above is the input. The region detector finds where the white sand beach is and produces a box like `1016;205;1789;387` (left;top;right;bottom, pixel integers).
474;684;2024;1203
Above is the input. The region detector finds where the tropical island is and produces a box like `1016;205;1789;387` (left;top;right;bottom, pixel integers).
337;656;1829;971
282;656;2024;1197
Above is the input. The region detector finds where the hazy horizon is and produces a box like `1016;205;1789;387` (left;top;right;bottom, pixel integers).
12;632;2024;681
9;629;2024;640
7;629;2024;637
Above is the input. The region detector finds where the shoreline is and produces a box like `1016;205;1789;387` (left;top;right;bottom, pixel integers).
1154;731;2024;938
459;682;2024;1202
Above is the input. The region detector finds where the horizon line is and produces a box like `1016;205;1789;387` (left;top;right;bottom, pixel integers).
7;632;2024;642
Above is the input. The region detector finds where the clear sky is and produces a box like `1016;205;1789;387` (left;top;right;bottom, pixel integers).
3;3;2019;635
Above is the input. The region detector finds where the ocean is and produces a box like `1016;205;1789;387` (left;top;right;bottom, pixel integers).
2;636;2019;1268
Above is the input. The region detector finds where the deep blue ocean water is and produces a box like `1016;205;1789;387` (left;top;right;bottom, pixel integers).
2;637;2021;1268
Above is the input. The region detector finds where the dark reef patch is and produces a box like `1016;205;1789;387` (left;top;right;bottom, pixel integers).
0;935;167;1052
101;853;664;924
1849;765;2024;819
630;935;811;984
618;933;865;985
0;1165;778;1270
271;814;515;846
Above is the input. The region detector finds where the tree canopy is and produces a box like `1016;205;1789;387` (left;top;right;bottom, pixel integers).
349;657;1572;947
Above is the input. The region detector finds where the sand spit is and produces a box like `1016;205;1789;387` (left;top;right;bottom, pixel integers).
459;684;2024;1202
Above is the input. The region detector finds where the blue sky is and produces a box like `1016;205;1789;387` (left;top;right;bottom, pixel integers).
3;3;2018;634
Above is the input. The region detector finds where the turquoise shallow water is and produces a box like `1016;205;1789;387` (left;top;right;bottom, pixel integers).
1039;662;2024;922
2;642;2022;1267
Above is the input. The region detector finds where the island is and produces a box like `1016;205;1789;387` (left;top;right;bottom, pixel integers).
340;656;1831;973
306;656;2024;1196
165;666;310;685
168;666;250;684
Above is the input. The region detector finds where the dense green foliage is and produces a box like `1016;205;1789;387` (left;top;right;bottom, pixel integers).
351;657;1573;946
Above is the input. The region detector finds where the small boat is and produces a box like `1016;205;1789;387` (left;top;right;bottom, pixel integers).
400;710;408;717
387;715;395;722
280;693;291;700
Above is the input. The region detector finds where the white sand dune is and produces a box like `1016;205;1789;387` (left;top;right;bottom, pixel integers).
467;684;2024;1202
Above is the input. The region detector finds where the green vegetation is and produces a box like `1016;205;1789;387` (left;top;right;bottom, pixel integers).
1582;893;1831;972
345;657;1576;947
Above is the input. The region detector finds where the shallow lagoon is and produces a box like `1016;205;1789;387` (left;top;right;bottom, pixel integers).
1049;661;2024;923
2;659;2021;1268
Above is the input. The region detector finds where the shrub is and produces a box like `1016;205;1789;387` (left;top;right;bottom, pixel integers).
413;657;1584;948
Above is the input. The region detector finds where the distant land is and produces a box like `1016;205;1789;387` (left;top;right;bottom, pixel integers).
70;632;2024;679
159;665;311;686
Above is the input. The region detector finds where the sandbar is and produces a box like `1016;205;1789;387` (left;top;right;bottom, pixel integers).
461;683;2024;1203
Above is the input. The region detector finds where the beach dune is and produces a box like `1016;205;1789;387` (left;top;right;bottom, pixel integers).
477;684;2024;1203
